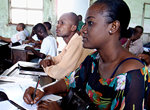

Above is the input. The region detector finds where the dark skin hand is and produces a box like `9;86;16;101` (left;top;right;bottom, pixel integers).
40;59;55;68
37;100;62;110
25;46;34;51
25;46;46;59
138;53;150;65
23;87;44;104
23;80;67;105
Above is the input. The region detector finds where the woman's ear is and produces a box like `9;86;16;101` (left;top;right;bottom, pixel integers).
109;20;120;35
71;25;77;31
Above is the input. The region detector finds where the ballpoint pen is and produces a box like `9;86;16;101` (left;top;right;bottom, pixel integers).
32;75;40;105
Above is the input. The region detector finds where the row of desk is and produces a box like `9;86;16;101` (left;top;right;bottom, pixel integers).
1;61;53;86
0;61;56;110
0;40;37;64
0;41;56;109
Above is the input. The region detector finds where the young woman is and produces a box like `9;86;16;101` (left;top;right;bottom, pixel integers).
23;0;150;109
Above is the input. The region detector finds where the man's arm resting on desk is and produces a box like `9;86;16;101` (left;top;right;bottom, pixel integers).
25;46;46;59
0;36;11;43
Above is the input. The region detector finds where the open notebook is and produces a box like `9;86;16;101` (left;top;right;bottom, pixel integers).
0;80;62;110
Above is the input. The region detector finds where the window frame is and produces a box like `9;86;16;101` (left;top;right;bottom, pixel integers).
9;0;44;25
142;3;150;34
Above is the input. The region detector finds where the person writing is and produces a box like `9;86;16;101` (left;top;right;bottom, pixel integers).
23;0;150;109
40;12;94;80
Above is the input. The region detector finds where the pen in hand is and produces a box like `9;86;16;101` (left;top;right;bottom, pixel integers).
32;75;40;105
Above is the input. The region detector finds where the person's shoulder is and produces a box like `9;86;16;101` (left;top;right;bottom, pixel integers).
119;57;145;74
68;33;82;45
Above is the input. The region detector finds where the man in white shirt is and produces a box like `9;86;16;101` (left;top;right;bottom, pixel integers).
0;23;27;45
125;26;144;56
25;23;57;61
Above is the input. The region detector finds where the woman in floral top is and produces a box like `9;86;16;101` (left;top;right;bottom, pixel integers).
23;0;150;110
65;51;150;109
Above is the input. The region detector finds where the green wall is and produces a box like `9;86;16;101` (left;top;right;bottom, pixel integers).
0;0;150;42
0;0;57;38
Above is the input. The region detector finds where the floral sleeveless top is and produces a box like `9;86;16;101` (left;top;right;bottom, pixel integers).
64;51;150;110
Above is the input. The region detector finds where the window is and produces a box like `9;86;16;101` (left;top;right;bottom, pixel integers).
142;3;150;34
9;0;43;25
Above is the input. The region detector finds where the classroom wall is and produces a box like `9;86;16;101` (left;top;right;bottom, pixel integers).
0;0;57;38
0;0;150;44
125;0;150;44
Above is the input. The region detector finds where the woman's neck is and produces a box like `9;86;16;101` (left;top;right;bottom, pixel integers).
98;42;123;63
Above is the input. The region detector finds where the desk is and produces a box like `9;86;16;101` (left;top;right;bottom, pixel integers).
0;40;8;46
1;61;54;87
0;41;9;59
11;45;36;64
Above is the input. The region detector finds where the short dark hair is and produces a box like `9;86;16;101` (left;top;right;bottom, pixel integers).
93;0;131;38
135;25;144;34
124;27;135;38
18;23;25;29
69;12;79;27
34;23;47;34
43;22;52;30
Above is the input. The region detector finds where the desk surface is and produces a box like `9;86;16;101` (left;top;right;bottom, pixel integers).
1;61;54;87
0;40;8;46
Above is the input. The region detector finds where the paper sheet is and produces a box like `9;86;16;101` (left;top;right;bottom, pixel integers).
0;81;62;110
10;44;32;50
0;76;33;83
0;82;37;110
19;70;48;76
0;101;18;110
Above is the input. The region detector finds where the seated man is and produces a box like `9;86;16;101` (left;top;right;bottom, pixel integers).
25;23;57;62
40;12;94;80
24;22;54;48
43;22;53;36
0;23;27;45
125;26;144;56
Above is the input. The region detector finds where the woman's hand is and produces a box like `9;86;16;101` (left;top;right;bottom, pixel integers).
23;87;44;104
37;100;62;110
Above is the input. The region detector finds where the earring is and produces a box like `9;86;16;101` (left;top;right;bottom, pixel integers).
109;30;112;34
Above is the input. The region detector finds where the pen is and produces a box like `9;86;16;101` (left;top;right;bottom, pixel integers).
32;75;40;104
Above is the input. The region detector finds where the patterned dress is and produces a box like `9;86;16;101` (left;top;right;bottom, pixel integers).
64;51;150;110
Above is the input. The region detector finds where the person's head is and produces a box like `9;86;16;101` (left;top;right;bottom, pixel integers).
82;0;131;49
56;12;79;38
43;22;52;31
78;15;82;21
34;23;48;40
123;27;135;38
16;23;25;31
134;25;143;39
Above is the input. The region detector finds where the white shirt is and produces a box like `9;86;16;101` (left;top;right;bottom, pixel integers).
40;35;57;57
24;29;30;37
129;38;143;56
11;31;26;44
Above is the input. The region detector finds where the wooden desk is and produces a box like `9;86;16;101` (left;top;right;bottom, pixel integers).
0;41;10;59
0;40;8;46
1;61;54;87
11;45;36;64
